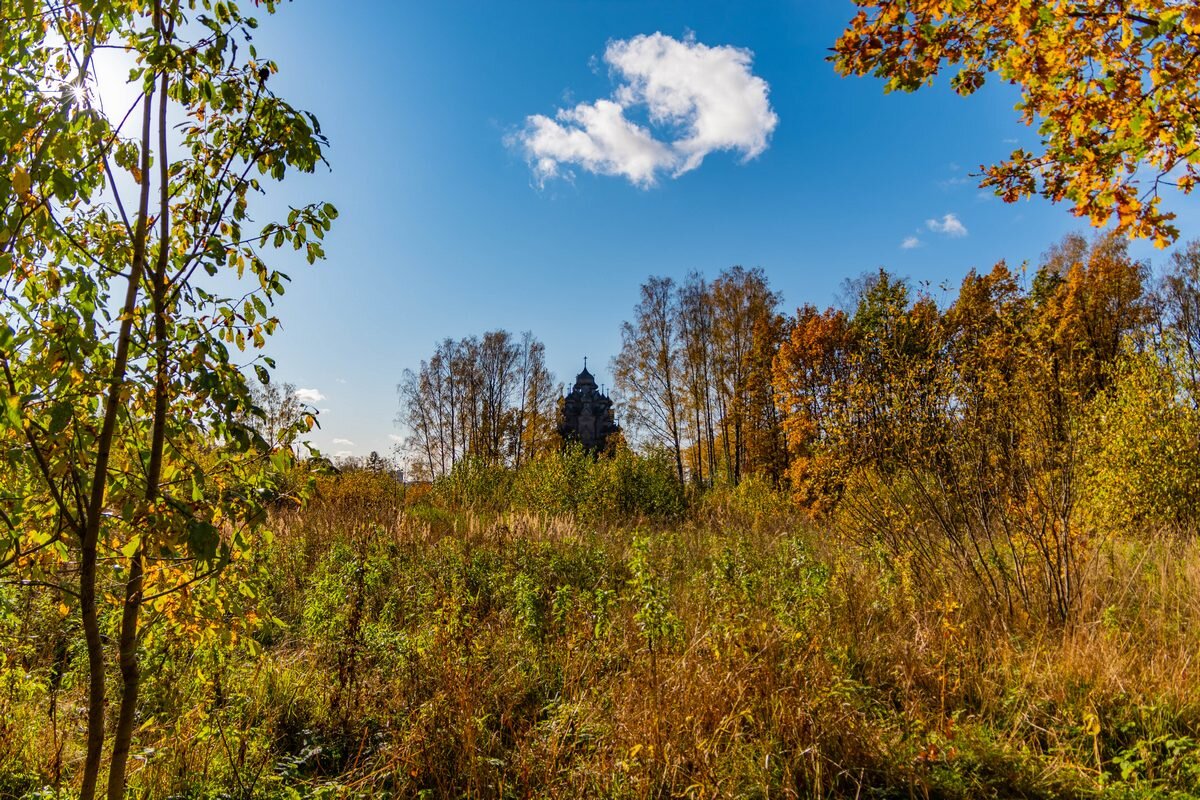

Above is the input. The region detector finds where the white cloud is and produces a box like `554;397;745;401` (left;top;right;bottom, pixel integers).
901;236;922;249
332;438;354;446
388;434;405;444
293;387;325;403
522;99;672;186
608;33;777;174
514;33;777;187
926;213;968;237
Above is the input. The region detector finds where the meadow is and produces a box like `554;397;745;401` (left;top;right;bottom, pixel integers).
6;4;1200;798
4;454;1200;799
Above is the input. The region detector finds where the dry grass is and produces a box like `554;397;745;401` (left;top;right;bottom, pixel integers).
3;479;1200;798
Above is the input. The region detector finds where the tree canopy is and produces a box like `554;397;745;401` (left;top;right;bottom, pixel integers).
834;1;1200;245
1;1;332;796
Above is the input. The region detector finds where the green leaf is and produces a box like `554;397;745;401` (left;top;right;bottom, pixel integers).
48;402;72;435
270;450;291;473
51;170;76;202
3;397;22;428
186;519;220;561
121;536;142;559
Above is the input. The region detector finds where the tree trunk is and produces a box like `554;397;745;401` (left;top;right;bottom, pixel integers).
105;550;144;800
107;31;172;796
78;539;106;800
79;67;157;800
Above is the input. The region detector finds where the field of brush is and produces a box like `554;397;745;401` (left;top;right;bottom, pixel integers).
4;465;1200;799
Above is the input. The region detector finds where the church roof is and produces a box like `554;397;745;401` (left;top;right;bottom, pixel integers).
575;365;596;387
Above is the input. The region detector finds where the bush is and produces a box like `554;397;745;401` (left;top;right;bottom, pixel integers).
511;445;596;517
313;468;405;515
509;444;685;523
592;445;686;522
1082;342;1200;534
431;456;514;511
429;444;689;523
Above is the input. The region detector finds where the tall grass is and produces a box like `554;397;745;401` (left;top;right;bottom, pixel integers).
3;465;1200;798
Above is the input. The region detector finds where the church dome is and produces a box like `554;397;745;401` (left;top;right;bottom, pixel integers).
575;365;596;387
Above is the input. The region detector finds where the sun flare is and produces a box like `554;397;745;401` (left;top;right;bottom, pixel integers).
68;80;87;105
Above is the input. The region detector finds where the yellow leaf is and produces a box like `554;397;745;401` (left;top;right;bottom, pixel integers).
11;167;30;195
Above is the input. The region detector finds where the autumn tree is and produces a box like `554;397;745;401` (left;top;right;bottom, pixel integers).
478;330;521;464
741;310;791;484
246;381;310;452
1032;231;1150;401
613;276;686;484
773;304;857;511
615;268;788;487
398;336;481;477
397;330;555;477
834;1;1200;244
1158;239;1200;394
1020;234;1149;616
818;269;946;471
1082;340;1200;533
777;268;1054;615
513;330;557;466
773;237;1158;622
677;272;718;486
0;1;332;796
397;346;450;478
708;266;783;484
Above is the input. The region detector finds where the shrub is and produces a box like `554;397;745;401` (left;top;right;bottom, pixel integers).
1081;342;1200;534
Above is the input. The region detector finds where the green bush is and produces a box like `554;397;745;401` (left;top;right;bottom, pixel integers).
1082;342;1200;534
592;445;686;522
431;456;514;511
511;444;596;516
453;443;688;523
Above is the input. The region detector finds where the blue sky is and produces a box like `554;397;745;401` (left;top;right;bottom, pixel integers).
234;1;1199;462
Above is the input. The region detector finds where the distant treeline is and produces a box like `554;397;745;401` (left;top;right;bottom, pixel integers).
397;232;1200;621
626;232;1200;620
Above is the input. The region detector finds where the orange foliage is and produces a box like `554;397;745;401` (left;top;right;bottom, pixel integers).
834;1;1200;244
